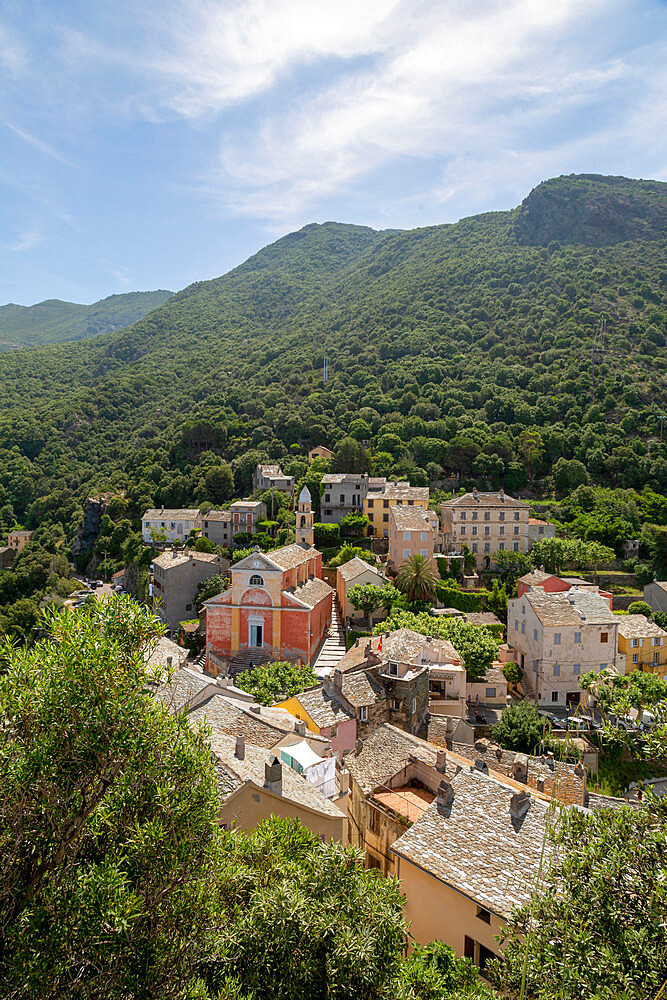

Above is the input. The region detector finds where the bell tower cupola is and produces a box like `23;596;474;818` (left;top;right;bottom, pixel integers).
296;485;314;547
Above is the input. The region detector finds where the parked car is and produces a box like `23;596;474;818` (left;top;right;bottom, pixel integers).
538;710;566;730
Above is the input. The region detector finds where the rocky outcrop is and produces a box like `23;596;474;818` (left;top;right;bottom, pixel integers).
71;498;106;556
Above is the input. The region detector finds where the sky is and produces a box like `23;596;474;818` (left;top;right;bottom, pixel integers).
1;0;666;305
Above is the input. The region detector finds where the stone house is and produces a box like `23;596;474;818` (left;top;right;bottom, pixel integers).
336;555;388;622
151;549;229;631
308;445;334;463
230;500;267;537
528;517;556;544
142;507;201;545
617;614;667;678
204;543;333;673
7;529;34;552
644;581;667;614
507;586;619;706
517;569;612;603
364;481;429;539
465;664;508;708
391;769;553;973
0;546;16;569
253;464;294;494
440;489;530;571
199;509;233;547
387;504;438;573
320;473;385;524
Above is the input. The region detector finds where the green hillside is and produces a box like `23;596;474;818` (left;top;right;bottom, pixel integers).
0;289;173;350
0;174;665;537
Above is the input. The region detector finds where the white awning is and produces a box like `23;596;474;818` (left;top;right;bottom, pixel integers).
281;738;324;770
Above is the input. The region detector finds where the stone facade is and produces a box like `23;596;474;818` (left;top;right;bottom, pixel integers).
440;489;530;570
253;464;294;494
151;549;229;631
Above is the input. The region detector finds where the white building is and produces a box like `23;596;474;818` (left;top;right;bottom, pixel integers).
142;507;201;545
507;586;618;707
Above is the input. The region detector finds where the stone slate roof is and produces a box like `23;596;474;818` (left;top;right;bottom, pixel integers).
322;473;369;485
517;569;552;586
467;664;507;687
204;509;232;522
346;724;438;793
143;508;200;520
382;484;429;502
285;576;333;609
391;769;552;918
208;732;344;818
292;686;354;728
617;615;667;640
442;492;527;509
189;694;327;750
452;739;586;807
525;588;616;627
389;505;438;531
340;669;386;708
258;464;287;478
338;556;385;583
152;549;222;571
464;612;502;627
269;543;318;570
153;664;211;713
381;628;458;666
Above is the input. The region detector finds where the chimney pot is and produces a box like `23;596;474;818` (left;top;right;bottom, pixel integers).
235;735;245;760
249;703;262;714
264;756;282;793
436;779;455;812
294;720;306;736
333;668;343;689
166;655;172;668
510;789;531;819
474;758;489;774
355;738;363;755
436;749;447;772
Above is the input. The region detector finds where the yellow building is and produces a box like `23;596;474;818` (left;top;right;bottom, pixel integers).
364;482;430;539
617;614;667;678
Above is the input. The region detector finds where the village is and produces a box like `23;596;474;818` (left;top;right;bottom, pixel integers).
129;458;667;976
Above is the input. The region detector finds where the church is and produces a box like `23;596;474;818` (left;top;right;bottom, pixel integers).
204;487;334;673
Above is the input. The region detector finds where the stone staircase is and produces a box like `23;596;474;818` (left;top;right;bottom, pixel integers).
228;648;273;676
312;599;347;679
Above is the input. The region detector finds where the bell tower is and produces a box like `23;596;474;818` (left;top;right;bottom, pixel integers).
296;485;314;547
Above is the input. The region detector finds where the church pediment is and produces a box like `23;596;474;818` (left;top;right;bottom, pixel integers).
231;550;280;574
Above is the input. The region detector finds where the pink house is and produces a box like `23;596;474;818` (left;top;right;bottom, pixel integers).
517;569;613;607
388;504;439;573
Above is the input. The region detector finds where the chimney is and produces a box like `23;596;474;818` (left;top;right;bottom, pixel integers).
264;756;282;795
499;488;505;502
166;656;172;668
249;703;262;714
333;668;343;689
436;779;454;813
472;487;478;500
216;676;229;688
338;769;350;795
510;789;531;820
546;751;555;770
536;778;545;792
436;748;447;773
474;738;489;755
474;759;489;774
294;720;306;736
235;735;245;760
426;635;433;644
512;754;528;782
160;504;164;515
355;738;362;755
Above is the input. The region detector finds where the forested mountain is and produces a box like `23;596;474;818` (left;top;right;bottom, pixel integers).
0;173;665;540
0;289;173;350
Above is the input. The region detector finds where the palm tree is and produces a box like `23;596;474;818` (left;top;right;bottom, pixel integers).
395;554;439;604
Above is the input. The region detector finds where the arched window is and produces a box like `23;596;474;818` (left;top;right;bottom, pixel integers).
249;574;264;586
300;515;306;527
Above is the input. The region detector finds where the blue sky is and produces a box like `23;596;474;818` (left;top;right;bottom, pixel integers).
1;0;666;305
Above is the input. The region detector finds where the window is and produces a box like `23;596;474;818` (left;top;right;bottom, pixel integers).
514;620;519;631
460;526;466;535
653;637;661;646
360;706;368;722
486;687;496;699
421;531;429;541
499;526;505;535
185;603;192;611
388;661;398;676
472;526;478;536
514;511;520;520
367;499;374;508
324;493;331;502
484;526;490;535
460;512;466;520
553;663;560;676
499;542;505;551
573;663;581;675
483;543;490;553
513;542;519;552
554;633;561;645
574;631;581;644
631;638;639;648
403;531;410;541
368;807;377;833
514;526;520;535
552;691;559;703
249;574;264;586
522;605;526;614
472;511;478;520
499;512;505;521
476;906;491;924
633;653;639;664
411;698;417;714
383;500;389;508
533;660;538;672
484;512;490;521
472;543;478;553
533;628;538;640
421;549;429;557
539;526;544;534
392;699;401;711
654;652;660;665
403;548;411;558
521;622;525;634
600;632;608;643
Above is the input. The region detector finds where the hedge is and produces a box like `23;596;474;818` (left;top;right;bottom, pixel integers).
436;583;488;612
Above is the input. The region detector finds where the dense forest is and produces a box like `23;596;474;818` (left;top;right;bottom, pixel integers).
0;173;665;568
0;289;173;350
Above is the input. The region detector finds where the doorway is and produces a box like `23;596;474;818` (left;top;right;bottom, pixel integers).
250;624;263;648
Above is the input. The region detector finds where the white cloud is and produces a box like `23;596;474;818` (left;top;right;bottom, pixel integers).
11;231;44;252
0;23;26;76
5;122;79;167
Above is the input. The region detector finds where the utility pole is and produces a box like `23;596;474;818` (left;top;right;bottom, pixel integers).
103;549;108;582
323;356;329;385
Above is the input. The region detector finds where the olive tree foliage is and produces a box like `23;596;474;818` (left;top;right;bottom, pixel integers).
494;796;667;1000
0;598;226;1000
